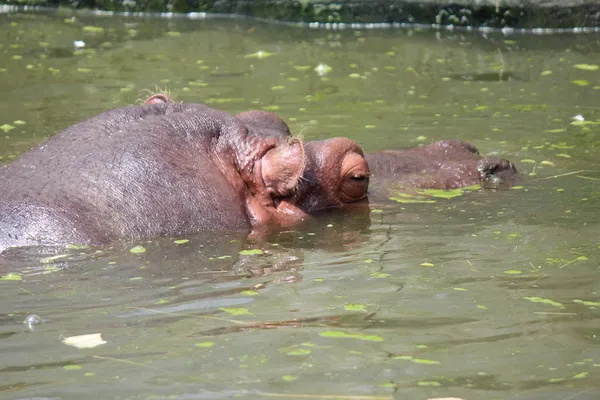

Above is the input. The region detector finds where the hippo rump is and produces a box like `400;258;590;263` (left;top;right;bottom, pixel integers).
0;96;516;253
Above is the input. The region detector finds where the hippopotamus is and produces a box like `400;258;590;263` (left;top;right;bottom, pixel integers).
0;95;516;253
0;98;371;253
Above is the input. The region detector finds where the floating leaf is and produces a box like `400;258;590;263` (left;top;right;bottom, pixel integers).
572;80;590;86
419;188;465;199
420;262;435;267
173;239;189;244
320;330;383;342
245;51;274;59
62;333;106;349
544;128;566;133
195;341;215;348
523;296;564;308
219;307;251;316
63;365;83;370
389;197;436;204
129;245;146;254
574;64;599;71
1;273;22;281
344;303;367;312
240;290;259;296
572;372;588;379
82;26;104;33
282;375;298;381
239;249;263;256
412;358;441;365
503;270;523;275
573;299;600;307
293;65;312;71
0;124;15;133
370;272;390;278
417;381;441;387
287;348;312;356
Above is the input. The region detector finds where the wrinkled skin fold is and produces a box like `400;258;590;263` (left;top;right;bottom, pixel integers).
0;97;516;253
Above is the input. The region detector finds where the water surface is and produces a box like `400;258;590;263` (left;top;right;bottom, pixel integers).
1;11;600;400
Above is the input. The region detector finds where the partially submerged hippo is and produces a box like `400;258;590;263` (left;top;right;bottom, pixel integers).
0;99;370;252
0;96;515;253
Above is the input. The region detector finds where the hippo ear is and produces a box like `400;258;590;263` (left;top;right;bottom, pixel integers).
144;94;170;105
260;138;305;198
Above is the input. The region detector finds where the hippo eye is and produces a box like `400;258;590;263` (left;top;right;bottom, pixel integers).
340;153;370;203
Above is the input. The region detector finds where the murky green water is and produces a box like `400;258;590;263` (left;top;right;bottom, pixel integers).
1;10;600;400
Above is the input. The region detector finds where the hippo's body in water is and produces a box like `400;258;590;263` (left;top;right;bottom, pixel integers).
0;96;516;253
0;100;369;252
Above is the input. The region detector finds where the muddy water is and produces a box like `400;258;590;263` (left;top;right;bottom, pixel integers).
1;11;600;400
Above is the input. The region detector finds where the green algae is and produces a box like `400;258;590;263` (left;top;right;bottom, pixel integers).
219;307;252;316
1;273;22;281
523;296;565;308
195;341;215;348
239;249;263;256
129;245;146;254
320;330;383;342
344;303;368;312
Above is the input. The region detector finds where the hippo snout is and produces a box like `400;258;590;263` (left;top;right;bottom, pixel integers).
477;158;518;186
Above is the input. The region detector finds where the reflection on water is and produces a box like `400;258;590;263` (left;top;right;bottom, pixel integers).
1;11;600;400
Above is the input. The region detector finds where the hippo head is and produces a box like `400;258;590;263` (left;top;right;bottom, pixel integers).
243;136;371;233
235;110;371;226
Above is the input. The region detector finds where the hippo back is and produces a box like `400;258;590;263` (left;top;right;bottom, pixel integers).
0;103;252;251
